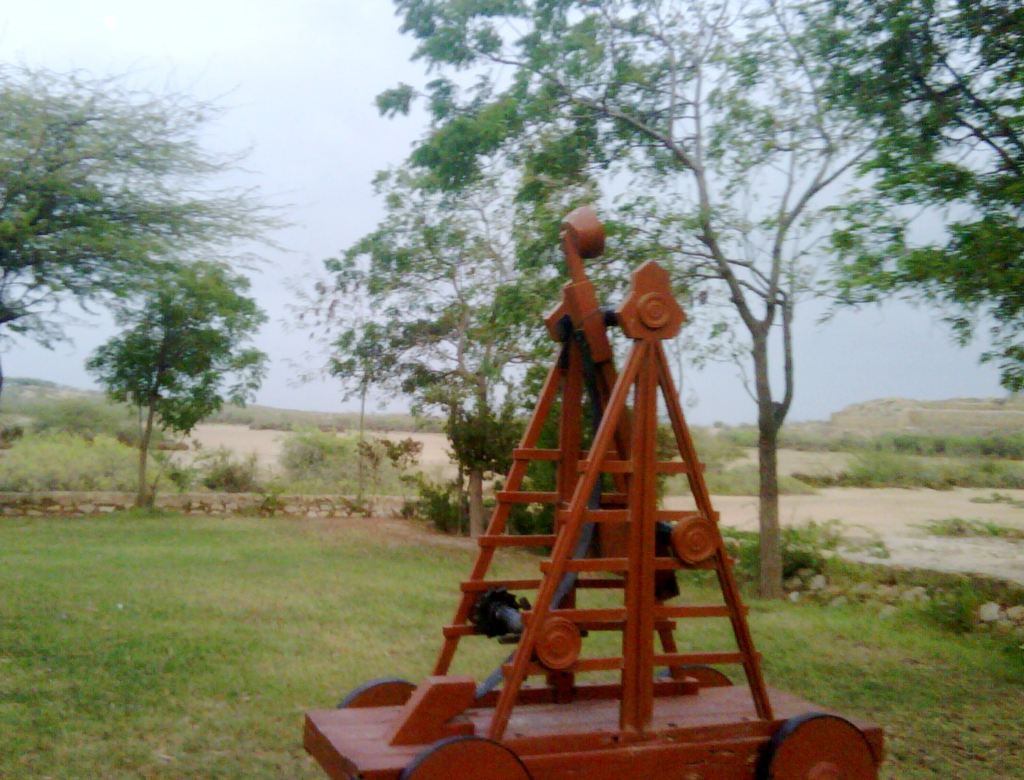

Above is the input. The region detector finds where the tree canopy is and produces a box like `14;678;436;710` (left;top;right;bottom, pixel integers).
87;261;267;505
0;65;275;401
378;0;871;595
820;0;1024;389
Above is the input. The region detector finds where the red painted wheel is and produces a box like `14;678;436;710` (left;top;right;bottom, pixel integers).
759;713;878;780
336;678;415;709
671;664;733;687
400;736;532;780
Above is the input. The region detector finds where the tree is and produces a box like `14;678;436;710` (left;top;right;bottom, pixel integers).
378;0;869;595
306;168;554;536
816;0;1024;389
86;262;267;506
0;65;275;405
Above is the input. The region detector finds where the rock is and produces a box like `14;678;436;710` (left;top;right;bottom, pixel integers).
874;584;899;601
797;568;815;580
879;605;898;618
829;596;849;608
807;574;829;592
849;582;874;597
978;602;1003;623
1006;606;1024;623
788;592;802;603
784;577;802;591
901;586;928;603
994;620;1017;635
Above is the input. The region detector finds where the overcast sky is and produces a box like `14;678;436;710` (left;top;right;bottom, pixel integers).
0;1;1009;425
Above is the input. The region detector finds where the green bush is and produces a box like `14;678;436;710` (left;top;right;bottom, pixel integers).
27;398;141;445
795;451;1024;490
277;430;412;495
409;475;465;534
722;520;845;583
198;448;263;493
0;432;137;491
703;465;816;496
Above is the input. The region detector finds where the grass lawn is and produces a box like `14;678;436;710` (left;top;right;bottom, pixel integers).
1;513;1022;779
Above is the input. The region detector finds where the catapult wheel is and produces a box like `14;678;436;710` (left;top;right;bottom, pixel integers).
759;714;877;780
336;677;415;709
663;664;733;688
400;736;532;780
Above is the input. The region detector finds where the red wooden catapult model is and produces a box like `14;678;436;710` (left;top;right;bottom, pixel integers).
304;208;884;780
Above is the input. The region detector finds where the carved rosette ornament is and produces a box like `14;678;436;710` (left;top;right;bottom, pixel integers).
670;515;719;566
535;616;583;671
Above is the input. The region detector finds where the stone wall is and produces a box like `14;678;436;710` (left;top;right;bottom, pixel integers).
0;491;409;519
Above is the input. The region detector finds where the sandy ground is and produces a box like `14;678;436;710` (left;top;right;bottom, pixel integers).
187;425;1024;584
665;488;1024;585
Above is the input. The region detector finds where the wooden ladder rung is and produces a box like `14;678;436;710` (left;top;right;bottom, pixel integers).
478;534;557;548
654;651;756;666
654;604;742;619
504;656;623;678
443;624;479;638
496;491;560;504
556;508;630;524
512;448;562;461
460;579;542;592
541;557;629;573
655;461;694;474
577;459;633;473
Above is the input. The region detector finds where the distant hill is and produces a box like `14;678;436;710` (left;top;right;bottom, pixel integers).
2;377;443;434
828;396;1024;435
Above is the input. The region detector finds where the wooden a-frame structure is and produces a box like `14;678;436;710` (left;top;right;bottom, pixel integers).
433;206;772;739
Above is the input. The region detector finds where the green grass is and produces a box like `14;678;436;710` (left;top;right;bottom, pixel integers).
2;514;1023;779
919;517;1024;542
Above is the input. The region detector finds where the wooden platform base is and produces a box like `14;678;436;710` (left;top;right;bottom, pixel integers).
304;686;884;780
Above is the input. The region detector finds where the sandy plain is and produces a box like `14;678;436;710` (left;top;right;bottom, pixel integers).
187;424;1024;585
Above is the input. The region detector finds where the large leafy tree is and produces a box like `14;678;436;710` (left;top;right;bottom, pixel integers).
87;262;267;507
0;65;274;403
379;0;869;596
306;168;556;536
819;0;1024;389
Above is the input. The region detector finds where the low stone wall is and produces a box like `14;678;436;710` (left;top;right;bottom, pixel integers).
0;491;409;519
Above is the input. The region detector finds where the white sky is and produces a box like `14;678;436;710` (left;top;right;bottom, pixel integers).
0;1;1009;425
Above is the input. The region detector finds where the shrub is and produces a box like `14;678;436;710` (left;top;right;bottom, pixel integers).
409;475;465;534
277;430;414;495
920;517;1024;541
198;449;262;493
702;465;816;496
27;398;141;445
795;451;1024;490
0;432;137;491
722;520;845;583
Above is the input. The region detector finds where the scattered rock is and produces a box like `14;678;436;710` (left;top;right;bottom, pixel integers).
1006;606;1024;623
901;586;928;603
783;576;802;590
788;592;802;603
994;620;1017;635
829;596;849;608
807;574;829;592
879;605;898;618
874;584;899;601
797;568;815;580
849;582;874;597
978;602;1003;623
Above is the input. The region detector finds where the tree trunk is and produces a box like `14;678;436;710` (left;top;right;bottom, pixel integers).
136;403;157;508
357;385;367;504
753;336;784;599
0;353;5;413
468;468;485;538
